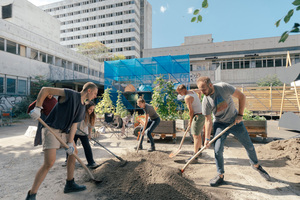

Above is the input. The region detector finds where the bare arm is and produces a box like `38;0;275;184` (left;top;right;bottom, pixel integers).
36;87;65;108
185;95;194;126
232;89;246;124
141;113;149;135
68;122;78;143
204;115;213;147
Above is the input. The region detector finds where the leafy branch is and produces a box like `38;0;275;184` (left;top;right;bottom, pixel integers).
191;0;208;23
276;0;300;42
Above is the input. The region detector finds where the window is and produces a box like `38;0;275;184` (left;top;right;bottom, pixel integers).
2;4;12;19
30;48;38;60
267;58;273;67
18;80;26;94
245;60;250;68
0;77;3;93
40;52;47;62
275;58;282;67
47;55;53;64
234;61;239;69
256;60;262;68
227;61;232;69
6;40;17;54
7;78;15;93
0;38;4;51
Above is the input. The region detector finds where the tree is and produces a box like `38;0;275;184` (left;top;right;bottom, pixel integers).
115;90;128;117
111;54;126;61
77;41;111;61
275;0;300;42
257;74;283;87
94;88;115;115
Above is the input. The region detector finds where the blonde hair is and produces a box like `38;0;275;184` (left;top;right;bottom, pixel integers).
176;84;186;92
197;76;212;86
137;96;145;103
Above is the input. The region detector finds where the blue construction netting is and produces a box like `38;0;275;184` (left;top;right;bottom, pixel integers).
104;54;190;111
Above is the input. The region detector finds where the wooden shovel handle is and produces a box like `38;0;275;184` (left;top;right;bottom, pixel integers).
37;118;95;179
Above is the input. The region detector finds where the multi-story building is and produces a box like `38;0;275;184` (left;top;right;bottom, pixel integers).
0;0;104;110
144;34;300;87
41;0;152;60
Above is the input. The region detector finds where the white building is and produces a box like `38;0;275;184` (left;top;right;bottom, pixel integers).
41;0;152;59
144;34;300;87
0;0;104;110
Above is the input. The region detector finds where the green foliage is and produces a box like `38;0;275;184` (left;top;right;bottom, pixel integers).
30;76;54;99
257;74;283;87
191;0;208;23
276;0;300;42
151;76;178;121
178;104;190;120
243;108;266;121
115;90;129;118
13;76;53;118
95;88;115;115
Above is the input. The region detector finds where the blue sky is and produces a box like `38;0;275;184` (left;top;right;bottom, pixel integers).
28;0;299;48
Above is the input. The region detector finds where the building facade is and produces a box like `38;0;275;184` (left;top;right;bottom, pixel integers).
143;34;300;87
0;0;104;110
41;0;152;60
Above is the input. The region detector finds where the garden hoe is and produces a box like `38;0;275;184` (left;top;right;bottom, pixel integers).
179;123;235;175
37;118;102;183
169;125;191;158
77;128;128;167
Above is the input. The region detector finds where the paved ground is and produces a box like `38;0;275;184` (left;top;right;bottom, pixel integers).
0;119;299;200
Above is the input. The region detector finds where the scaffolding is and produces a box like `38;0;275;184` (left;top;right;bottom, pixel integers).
104;55;190;110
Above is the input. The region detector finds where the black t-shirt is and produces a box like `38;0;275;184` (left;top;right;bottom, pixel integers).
45;89;85;133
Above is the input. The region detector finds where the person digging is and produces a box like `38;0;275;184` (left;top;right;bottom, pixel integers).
176;84;205;164
134;96;160;152
197;76;270;187
26;82;98;200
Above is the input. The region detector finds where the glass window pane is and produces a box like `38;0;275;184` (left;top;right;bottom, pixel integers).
234;61;239;69
0;38;4;51
245;61;250;68
267;59;273;67
275;59;282;67
0;77;3;93
40;52;47;62
6;40;17;54
256;60;262;68
47;55;53;64
227;61;232;69
30;48;38;60
7;78;16;93
18;80;26;94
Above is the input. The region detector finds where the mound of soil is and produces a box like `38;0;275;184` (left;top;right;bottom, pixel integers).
256;138;300;166
83;151;209;200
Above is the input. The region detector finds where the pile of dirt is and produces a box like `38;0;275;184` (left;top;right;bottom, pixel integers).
256;138;300;166
83;151;209;200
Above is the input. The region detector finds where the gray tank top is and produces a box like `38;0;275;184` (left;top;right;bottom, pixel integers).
185;91;202;114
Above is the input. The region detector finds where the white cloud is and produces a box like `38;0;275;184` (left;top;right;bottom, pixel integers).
188;7;194;14
160;6;167;13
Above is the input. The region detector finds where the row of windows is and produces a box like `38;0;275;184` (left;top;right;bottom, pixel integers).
53;10;135;20
61;19;136;33
44;0;134;13
0;37;102;78
192;56;300;71
0;77;27;95
61;28;136;40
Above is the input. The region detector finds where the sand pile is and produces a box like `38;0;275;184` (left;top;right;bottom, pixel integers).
83;151;209;200
256;138;300;166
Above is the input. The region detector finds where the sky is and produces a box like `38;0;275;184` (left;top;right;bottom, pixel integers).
28;0;299;48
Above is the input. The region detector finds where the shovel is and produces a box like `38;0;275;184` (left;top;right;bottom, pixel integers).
169;125;191;158
37;118;101;182
180;123;234;174
136;131;143;153
77;128;128;167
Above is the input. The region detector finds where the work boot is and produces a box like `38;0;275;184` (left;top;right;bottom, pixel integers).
147;146;155;152
25;190;36;200
64;178;87;193
134;145;143;150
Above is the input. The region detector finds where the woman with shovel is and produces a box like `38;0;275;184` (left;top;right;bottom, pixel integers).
26;82;98;200
135;96;160;152
64;101;99;169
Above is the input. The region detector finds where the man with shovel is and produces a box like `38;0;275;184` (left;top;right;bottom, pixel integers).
176;84;205;164
197;77;270;187
26;82;98;200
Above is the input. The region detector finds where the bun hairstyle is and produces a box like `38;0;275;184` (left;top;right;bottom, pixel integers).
137;96;145;103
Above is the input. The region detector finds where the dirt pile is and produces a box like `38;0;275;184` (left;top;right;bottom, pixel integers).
256;138;300;166
83;151;209;200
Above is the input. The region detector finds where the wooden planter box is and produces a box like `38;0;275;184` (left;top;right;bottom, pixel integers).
243;120;267;139
153;120;176;134
176;119;189;130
